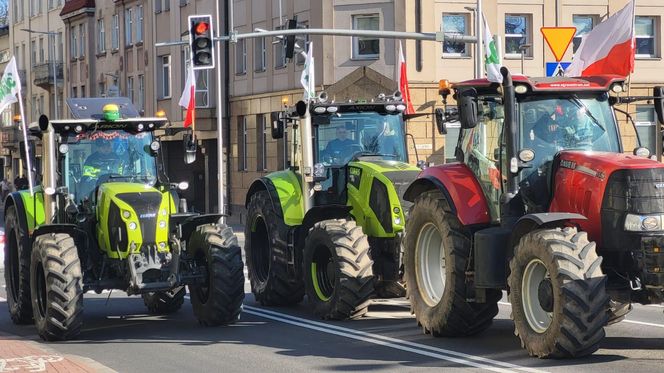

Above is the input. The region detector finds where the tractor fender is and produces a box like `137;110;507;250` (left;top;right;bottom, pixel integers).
403;164;491;226
32;224;88;242
4;193;33;252
245;178;282;217
179;214;224;242
509;212;587;256
246;171;305;226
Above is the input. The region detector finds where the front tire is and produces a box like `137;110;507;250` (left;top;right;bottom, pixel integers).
142;287;186;315
404;191;500;336
188;224;245;326
4;205;33;324
30;233;84;341
303;219;374;320
245;190;304;306
508;227;609;358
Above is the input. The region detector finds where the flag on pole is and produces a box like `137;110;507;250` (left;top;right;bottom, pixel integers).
396;42;415;115
0;56;21;113
483;14;503;83
179;64;196;128
565;0;635;77
300;42;315;101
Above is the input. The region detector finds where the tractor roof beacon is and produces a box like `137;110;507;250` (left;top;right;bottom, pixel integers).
2;98;244;341
403;69;664;358
244;92;421;319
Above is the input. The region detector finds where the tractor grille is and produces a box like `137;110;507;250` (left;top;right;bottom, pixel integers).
601;168;664;250
117;192;163;246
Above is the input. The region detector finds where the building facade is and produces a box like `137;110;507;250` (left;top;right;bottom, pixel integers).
227;0;664;220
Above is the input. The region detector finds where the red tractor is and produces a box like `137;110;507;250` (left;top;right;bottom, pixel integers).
403;67;664;358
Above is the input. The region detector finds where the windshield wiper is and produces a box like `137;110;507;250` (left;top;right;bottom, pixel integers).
570;96;605;132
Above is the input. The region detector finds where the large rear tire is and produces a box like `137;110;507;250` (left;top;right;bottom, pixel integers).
142;287;186;315
404;191;500;336
508;227;609;358
245;190;304;306
303;219;374;320
30;233;84;341
4;205;33;324
188;224;245;326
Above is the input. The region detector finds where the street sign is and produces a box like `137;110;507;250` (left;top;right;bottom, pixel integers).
541;27;576;62
546;62;571;77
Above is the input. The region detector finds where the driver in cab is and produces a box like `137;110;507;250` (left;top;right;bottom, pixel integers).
82;138;125;178
325;125;355;155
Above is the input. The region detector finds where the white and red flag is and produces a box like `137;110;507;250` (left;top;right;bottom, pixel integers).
179;64;196;128
565;0;635;77
396;42;415;114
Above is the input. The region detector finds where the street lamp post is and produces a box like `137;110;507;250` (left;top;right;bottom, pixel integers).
519;44;531;75
20;29;59;120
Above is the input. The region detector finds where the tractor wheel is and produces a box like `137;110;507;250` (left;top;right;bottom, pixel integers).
303;219;374;320
404;191;500;337
188;224;244;326
508;227;609;358
370;237;406;299
142;287;186;315
4;205;33;324
30;233;84;341
245;190;304;306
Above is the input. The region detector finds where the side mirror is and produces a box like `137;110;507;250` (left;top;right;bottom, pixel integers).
457;88;478;129
654;86;664;124
434;108;447;135
183;133;197;164
272;119;285;139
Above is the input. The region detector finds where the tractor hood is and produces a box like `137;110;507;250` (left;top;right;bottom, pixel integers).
96;182;173;258
351;159;421;210
549;151;664;246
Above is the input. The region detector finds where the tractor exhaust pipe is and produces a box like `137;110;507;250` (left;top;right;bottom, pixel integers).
499;67;524;226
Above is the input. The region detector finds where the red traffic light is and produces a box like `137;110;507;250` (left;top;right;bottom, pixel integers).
195;22;210;35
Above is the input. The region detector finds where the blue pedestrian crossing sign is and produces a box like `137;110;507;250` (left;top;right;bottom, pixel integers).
546;62;571;77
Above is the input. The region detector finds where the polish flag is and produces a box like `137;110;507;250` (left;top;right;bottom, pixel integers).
565;1;635;77
396;42;415;114
179;64;196;128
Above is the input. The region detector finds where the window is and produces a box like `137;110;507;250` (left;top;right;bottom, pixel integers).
442;13;469;57
136;5;144;43
238;116;247;171
164;0;170;11
79;24;86;58
71;26;78;58
39;37;44;63
98;81;106;96
635;105;656;153
80;85;85;98
572;15;596;52
505;14;531;57
31;40;36;65
138;74;145;111
125;7;133;46
155;0;161;13
352;14;380;59
112;14;120;50
256;114;268;171
254;38;266;72
58;31;63;60
14;46;20;68
296;23;310;65
195;70;209;107
160;55;171;98
636;16;657;58
71;86;77;98
235;39;246;75
31;0;41;17
97;19;106;53
274;112;289;169
127;76;134;103
274;27;287;69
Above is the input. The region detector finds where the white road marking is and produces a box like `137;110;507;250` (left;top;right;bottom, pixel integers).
242;305;547;373
646;304;664;309
0;355;64;372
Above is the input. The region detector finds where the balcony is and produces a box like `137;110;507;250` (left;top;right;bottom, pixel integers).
32;61;63;89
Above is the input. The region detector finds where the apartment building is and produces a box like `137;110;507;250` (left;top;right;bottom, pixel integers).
227;0;664;217
3;0;65;182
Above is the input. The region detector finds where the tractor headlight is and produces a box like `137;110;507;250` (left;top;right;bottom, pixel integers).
128;222;138;230
160;209;167;216
326;106;338;113
313;106;327;114
313;163;326;178
159;242;167;249
122;210;131;219
159;220;167;229
385;104;397;112
624;213;663;231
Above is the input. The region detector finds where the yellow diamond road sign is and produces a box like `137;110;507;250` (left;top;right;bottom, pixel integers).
541;27;577;62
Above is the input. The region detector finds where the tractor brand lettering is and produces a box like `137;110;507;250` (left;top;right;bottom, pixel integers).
139;212;156;219
655;183;664;189
559;160;576;170
348;167;362;189
574;165;605;179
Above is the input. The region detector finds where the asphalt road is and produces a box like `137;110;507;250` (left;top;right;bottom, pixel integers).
1;231;663;372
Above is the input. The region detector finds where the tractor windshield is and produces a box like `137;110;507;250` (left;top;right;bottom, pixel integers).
314;112;407;165
519;93;621;172
60;130;158;202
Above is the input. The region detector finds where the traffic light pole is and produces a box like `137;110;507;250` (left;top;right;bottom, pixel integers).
156;26;478;219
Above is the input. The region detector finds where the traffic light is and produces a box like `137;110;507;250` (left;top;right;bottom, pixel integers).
189;15;215;70
284;17;298;60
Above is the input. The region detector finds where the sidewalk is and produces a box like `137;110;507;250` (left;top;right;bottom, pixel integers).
0;332;115;372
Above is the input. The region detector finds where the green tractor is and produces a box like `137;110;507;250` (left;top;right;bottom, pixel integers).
3;98;244;340
245;93;421;319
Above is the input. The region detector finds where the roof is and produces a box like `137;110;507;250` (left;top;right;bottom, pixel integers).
60;0;95;17
453;75;626;93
